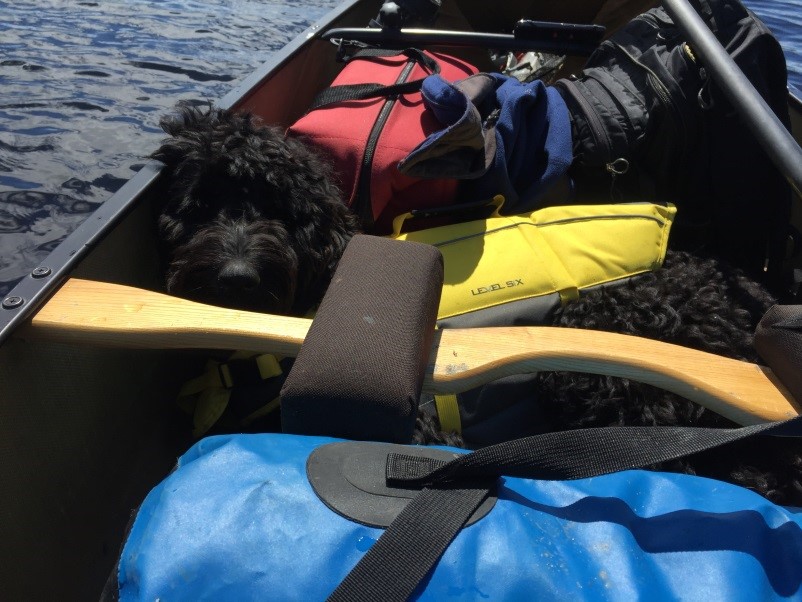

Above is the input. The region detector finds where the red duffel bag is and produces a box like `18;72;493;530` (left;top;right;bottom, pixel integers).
287;47;478;234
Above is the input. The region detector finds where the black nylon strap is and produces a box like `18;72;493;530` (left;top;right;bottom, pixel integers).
330;415;802;601
308;47;439;112
327;484;491;602
308;80;427;111
389;416;802;486
344;47;439;73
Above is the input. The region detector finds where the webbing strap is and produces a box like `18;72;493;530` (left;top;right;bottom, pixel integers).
307;48;440;112
178;353;283;395
433;394;461;433
328;415;802;601
327;485;490;602
391;418;802;485
177;353;286;437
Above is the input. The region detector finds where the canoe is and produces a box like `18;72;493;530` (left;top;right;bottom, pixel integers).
1;0;801;598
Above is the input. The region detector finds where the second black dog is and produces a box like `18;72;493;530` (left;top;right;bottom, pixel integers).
540;251;802;505
441;251;802;506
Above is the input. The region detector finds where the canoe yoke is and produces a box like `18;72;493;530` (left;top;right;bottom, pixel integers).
22;239;802;431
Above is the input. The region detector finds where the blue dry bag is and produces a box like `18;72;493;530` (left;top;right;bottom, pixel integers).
116;418;802;601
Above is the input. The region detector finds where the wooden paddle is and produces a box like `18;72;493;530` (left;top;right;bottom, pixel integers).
19;277;801;426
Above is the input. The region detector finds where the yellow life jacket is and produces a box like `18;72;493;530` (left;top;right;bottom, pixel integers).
392;199;675;327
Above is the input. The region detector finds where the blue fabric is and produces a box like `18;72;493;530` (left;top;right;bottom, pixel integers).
421;73;471;126
118;434;802;601
399;73;574;213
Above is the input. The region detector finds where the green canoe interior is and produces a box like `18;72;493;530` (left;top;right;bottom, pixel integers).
1;0;801;598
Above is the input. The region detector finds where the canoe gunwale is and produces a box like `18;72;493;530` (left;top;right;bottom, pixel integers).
0;162;162;347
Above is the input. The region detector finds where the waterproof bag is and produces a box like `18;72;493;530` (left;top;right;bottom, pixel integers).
115;418;802;601
287;48;478;233
755;304;802;403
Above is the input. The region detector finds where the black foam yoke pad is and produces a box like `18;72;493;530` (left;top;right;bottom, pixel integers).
280;234;444;442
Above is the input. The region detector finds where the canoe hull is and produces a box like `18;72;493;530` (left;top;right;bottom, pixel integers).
1;0;801;598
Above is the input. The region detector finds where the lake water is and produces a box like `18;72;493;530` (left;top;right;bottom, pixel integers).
1;0;800;296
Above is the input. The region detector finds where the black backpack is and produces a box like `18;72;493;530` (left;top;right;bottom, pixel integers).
554;0;792;285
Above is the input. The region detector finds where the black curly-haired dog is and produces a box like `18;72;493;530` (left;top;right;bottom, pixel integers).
428;250;802;505
535;250;802;505
152;105;360;315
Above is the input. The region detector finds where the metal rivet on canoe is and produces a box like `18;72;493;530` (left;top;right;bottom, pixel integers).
31;266;52;278
2;296;24;310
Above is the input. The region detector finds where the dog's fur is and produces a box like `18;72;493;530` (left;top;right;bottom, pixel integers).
153;105;801;506
536;251;802;505
152;105;360;315
413;251;802;505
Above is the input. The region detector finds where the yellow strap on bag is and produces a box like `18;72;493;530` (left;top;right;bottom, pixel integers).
433;393;462;434
392;201;676;322
393;200;676;434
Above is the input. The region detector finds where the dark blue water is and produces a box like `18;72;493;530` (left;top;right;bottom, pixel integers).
1;0;800;296
0;0;340;295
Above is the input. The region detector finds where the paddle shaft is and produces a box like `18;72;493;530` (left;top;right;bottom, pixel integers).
21;278;801;426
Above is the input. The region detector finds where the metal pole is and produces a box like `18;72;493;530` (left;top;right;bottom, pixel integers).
661;0;802;199
321;25;605;57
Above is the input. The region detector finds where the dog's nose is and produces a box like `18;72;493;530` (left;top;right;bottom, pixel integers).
218;261;260;292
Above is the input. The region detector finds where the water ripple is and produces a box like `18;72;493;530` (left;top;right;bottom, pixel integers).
745;0;802;95
126;60;236;83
